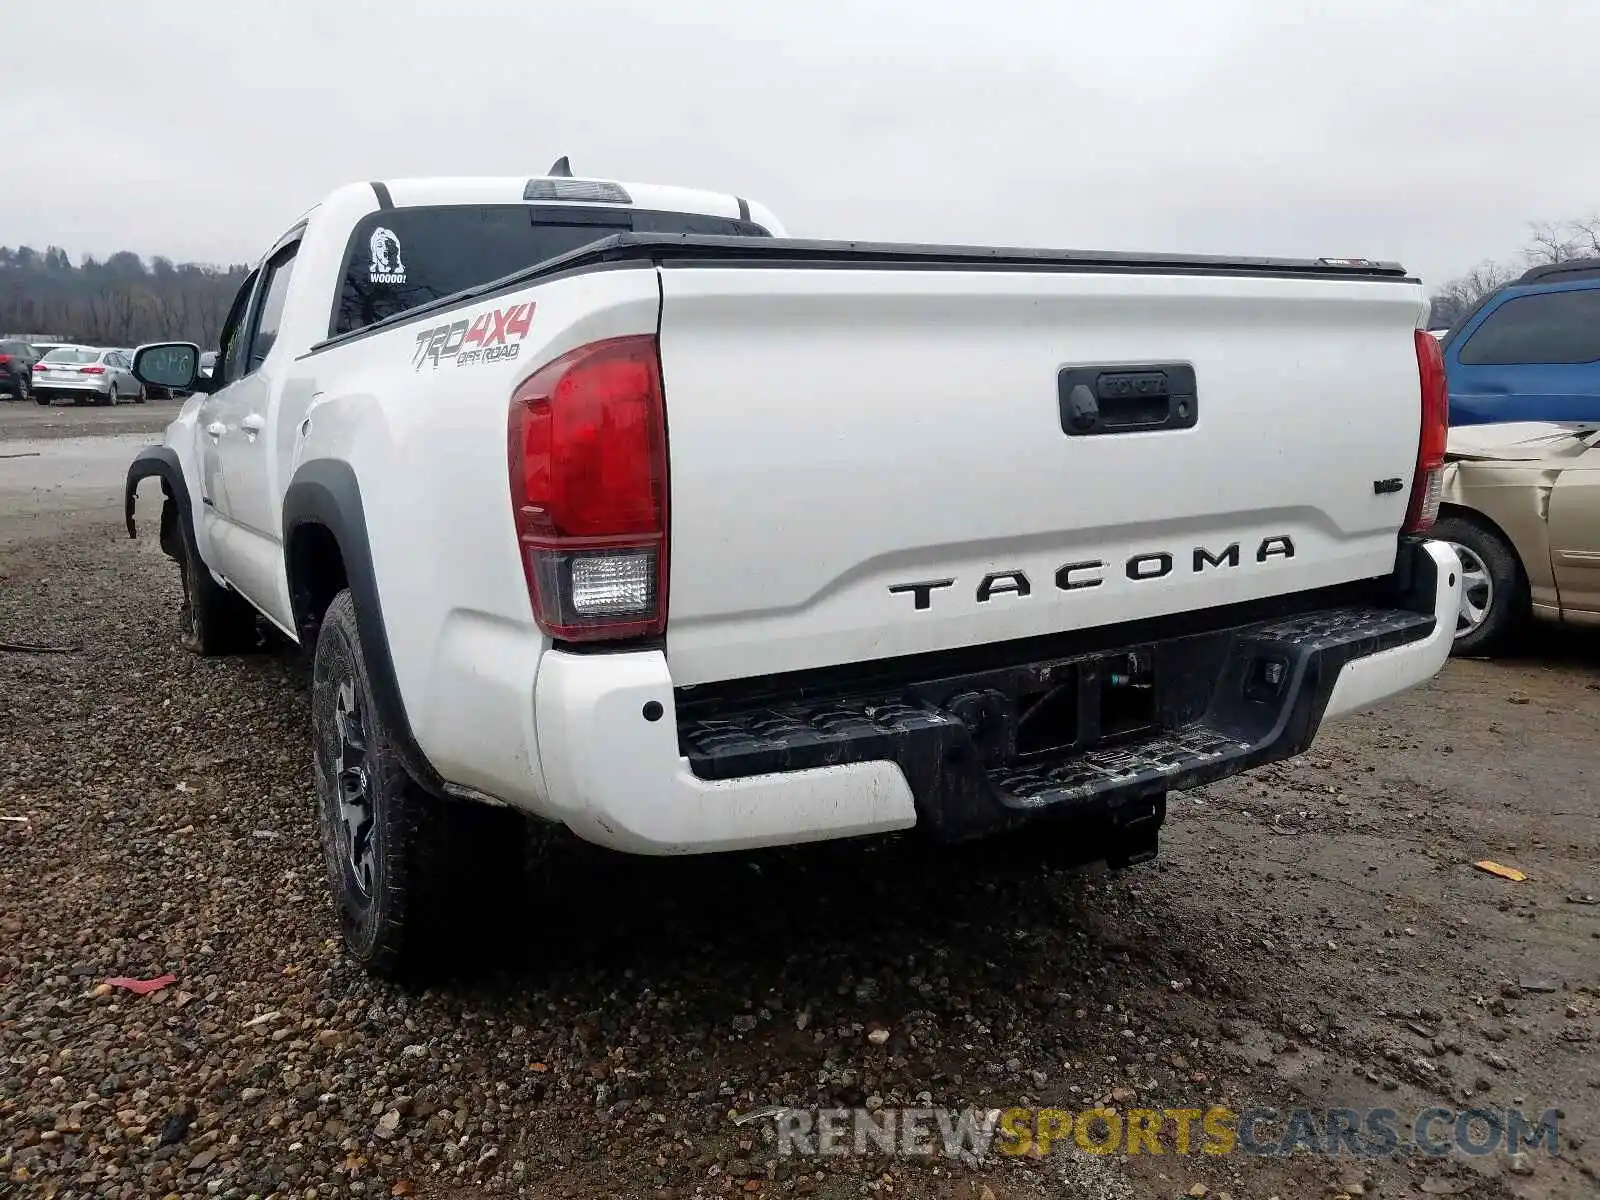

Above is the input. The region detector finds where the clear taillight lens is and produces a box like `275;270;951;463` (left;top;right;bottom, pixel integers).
1406;328;1449;534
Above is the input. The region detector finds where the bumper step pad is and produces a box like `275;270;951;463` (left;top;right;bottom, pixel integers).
678;602;1434;840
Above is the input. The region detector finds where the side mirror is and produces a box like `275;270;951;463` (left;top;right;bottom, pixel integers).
133;342;205;393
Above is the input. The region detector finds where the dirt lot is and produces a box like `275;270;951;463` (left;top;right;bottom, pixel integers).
1;403;1596;1200
0;397;181;443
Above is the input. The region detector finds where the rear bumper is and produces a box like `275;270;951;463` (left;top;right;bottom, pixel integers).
532;539;1458;855
35;379;111;397
534;650;918;854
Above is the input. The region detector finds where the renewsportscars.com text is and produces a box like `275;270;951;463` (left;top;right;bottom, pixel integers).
768;1106;1561;1160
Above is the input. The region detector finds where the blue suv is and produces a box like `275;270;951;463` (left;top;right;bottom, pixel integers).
1442;259;1600;426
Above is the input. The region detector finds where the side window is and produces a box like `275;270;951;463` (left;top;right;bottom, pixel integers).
1458;289;1600;366
217;269;260;387
245;243;299;372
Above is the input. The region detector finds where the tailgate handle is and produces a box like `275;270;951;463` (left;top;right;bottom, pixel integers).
1058;364;1197;437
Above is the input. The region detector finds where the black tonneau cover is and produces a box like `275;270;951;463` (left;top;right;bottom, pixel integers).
568;232;1412;281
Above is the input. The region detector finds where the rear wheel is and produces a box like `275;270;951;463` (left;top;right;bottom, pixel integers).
1433;513;1527;657
104;385;119;407
313;589;529;978
35;391;49;405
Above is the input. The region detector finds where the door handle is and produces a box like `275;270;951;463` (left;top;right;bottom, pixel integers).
241;414;265;434
205;421;225;439
1058;364;1199;437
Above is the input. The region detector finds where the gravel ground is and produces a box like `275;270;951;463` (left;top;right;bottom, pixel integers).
0;398;181;444
1;405;1596;1200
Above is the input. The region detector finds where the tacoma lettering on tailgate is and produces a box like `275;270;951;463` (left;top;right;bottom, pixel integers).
889;537;1296;611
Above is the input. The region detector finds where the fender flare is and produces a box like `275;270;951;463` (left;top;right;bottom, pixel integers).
125;445;193;558
282;459;444;794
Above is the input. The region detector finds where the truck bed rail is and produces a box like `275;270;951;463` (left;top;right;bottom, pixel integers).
305;233;1413;357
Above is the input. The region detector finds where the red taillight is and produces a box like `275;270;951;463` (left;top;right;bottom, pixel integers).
0;355;11;365
79;365;106;375
32;362;46;371
1405;328;1448;534
508;335;668;641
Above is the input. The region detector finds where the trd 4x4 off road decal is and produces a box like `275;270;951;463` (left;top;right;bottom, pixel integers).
412;302;535;371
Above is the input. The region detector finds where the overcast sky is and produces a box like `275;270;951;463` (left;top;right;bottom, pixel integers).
1;0;1591;291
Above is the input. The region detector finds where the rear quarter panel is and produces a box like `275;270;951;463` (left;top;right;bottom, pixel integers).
1439;459;1559;608
289;266;661;807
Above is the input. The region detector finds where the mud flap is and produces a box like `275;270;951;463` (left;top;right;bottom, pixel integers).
125;445;193;563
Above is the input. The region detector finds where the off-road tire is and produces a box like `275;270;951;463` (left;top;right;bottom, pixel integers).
312;589;529;979
174;525;258;655
1433;513;1528;657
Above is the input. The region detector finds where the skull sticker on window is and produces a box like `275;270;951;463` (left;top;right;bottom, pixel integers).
368;227;406;286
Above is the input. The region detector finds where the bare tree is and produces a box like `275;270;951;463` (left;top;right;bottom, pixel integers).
1428;208;1600;329
1428;259;1515;330
1525;216;1600;265
0;249;246;346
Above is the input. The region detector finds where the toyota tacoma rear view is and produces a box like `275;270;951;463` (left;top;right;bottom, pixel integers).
124;165;1461;976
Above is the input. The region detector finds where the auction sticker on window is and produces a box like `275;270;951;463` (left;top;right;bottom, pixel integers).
412;302;535;371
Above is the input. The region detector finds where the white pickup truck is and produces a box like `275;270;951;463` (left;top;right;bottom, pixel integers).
126;164;1460;976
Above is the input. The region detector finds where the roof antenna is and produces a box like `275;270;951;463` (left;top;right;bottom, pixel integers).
547;156;573;178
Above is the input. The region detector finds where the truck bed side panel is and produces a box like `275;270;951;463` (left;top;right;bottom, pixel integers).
289;267;663;804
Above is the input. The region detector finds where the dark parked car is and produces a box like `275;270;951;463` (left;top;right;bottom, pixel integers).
0;340;41;400
1444;259;1600;426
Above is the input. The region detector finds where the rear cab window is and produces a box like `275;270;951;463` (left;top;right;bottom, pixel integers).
42;348;98;364
1458;287;1600;366
330;204;770;338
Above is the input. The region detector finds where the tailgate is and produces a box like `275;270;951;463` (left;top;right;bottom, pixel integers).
657;260;1427;687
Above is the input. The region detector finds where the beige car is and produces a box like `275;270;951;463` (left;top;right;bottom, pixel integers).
1434;421;1600;654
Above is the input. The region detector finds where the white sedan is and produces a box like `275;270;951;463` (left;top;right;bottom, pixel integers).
32;347;145;406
